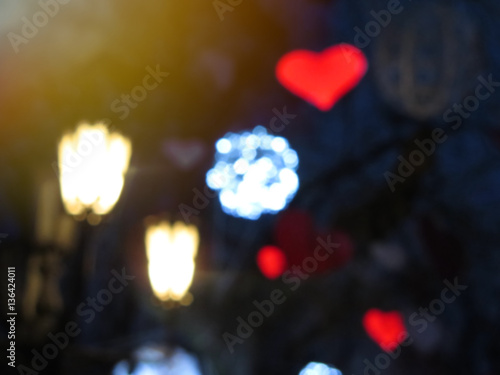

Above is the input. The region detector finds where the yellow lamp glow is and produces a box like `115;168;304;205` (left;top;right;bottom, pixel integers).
57;123;131;217
145;221;199;302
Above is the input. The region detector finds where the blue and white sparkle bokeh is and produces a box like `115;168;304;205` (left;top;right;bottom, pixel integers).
206;126;299;220
299;362;343;375
112;346;202;375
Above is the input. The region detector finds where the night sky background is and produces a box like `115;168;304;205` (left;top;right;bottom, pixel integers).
1;0;500;374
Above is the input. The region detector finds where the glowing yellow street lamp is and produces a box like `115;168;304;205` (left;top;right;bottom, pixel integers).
57;122;131;221
145;221;199;303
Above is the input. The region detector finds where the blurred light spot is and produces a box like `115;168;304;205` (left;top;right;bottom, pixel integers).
233;158;249;174
242;148;257;161
145;221;199;302
299;362;343;375
271;136;288;153
216;138;232;154
283;149;299;168
58;122;131;217
362;308;407;352
257;246;287;279
112;345;202;375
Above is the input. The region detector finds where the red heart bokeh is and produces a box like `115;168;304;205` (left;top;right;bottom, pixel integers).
276;44;368;111
363;308;407;352
256;245;288;279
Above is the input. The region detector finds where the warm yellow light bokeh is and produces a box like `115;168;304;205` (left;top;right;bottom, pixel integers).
58;123;132;217
145;221;199;302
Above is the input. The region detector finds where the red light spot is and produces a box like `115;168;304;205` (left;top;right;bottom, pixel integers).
256;246;288;280
276;44;368;111
362;308;407;352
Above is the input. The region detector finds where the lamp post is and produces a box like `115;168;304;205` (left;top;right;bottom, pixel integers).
57;122;132;224
145;220;199;305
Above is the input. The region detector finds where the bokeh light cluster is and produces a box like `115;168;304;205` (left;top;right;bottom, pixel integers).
112;346;201;375
299;362;343;375
206;126;299;220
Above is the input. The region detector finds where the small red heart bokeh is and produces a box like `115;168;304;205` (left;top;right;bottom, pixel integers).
256;245;288;280
276;43;368;111
363;308;407;352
